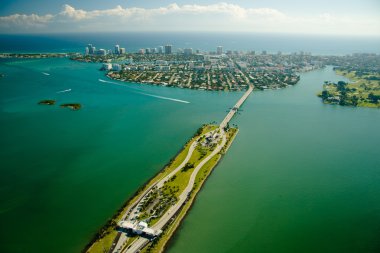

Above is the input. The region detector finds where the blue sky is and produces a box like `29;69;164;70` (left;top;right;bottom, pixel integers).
0;0;379;35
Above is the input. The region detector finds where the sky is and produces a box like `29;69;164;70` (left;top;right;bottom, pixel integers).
0;0;379;36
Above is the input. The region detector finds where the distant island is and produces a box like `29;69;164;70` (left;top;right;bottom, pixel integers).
60;103;81;110
0;53;78;59
318;54;380;108
38;99;56;105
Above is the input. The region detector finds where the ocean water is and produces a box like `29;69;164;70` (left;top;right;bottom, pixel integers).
0;32;380;55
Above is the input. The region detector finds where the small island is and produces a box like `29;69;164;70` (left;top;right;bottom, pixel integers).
38;99;56;105
60;103;81;110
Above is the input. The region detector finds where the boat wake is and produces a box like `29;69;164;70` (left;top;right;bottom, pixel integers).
57;89;72;93
42;72;50;76
98;79;190;104
137;92;190;103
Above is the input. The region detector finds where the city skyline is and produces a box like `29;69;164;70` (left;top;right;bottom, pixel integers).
0;1;379;36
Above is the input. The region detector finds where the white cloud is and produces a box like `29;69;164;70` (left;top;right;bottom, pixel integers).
0;13;53;29
0;2;379;36
59;4;88;21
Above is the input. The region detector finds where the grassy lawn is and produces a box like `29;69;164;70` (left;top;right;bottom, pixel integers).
87;230;118;253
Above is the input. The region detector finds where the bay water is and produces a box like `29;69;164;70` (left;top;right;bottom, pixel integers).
167;67;380;253
0;37;379;253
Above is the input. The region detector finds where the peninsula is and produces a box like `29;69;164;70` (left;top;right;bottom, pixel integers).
84;83;253;253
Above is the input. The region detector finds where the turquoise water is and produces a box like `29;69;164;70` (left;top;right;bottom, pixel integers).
167;67;380;253
0;58;241;253
1;59;379;253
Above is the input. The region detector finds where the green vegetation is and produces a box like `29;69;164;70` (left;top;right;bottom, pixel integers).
38;99;56;105
318;53;380;108
60;103;82;110
318;70;380;108
86;230;118;253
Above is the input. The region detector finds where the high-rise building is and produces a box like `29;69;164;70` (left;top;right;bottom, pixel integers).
158;46;164;54
145;48;151;54
217;46;223;55
184;48;193;55
87;44;95;55
165;45;172;54
138;49;145;54
97;49;107;56
85;47;89;55
119;48;126;54
115;45;120;55
262;50;267;55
